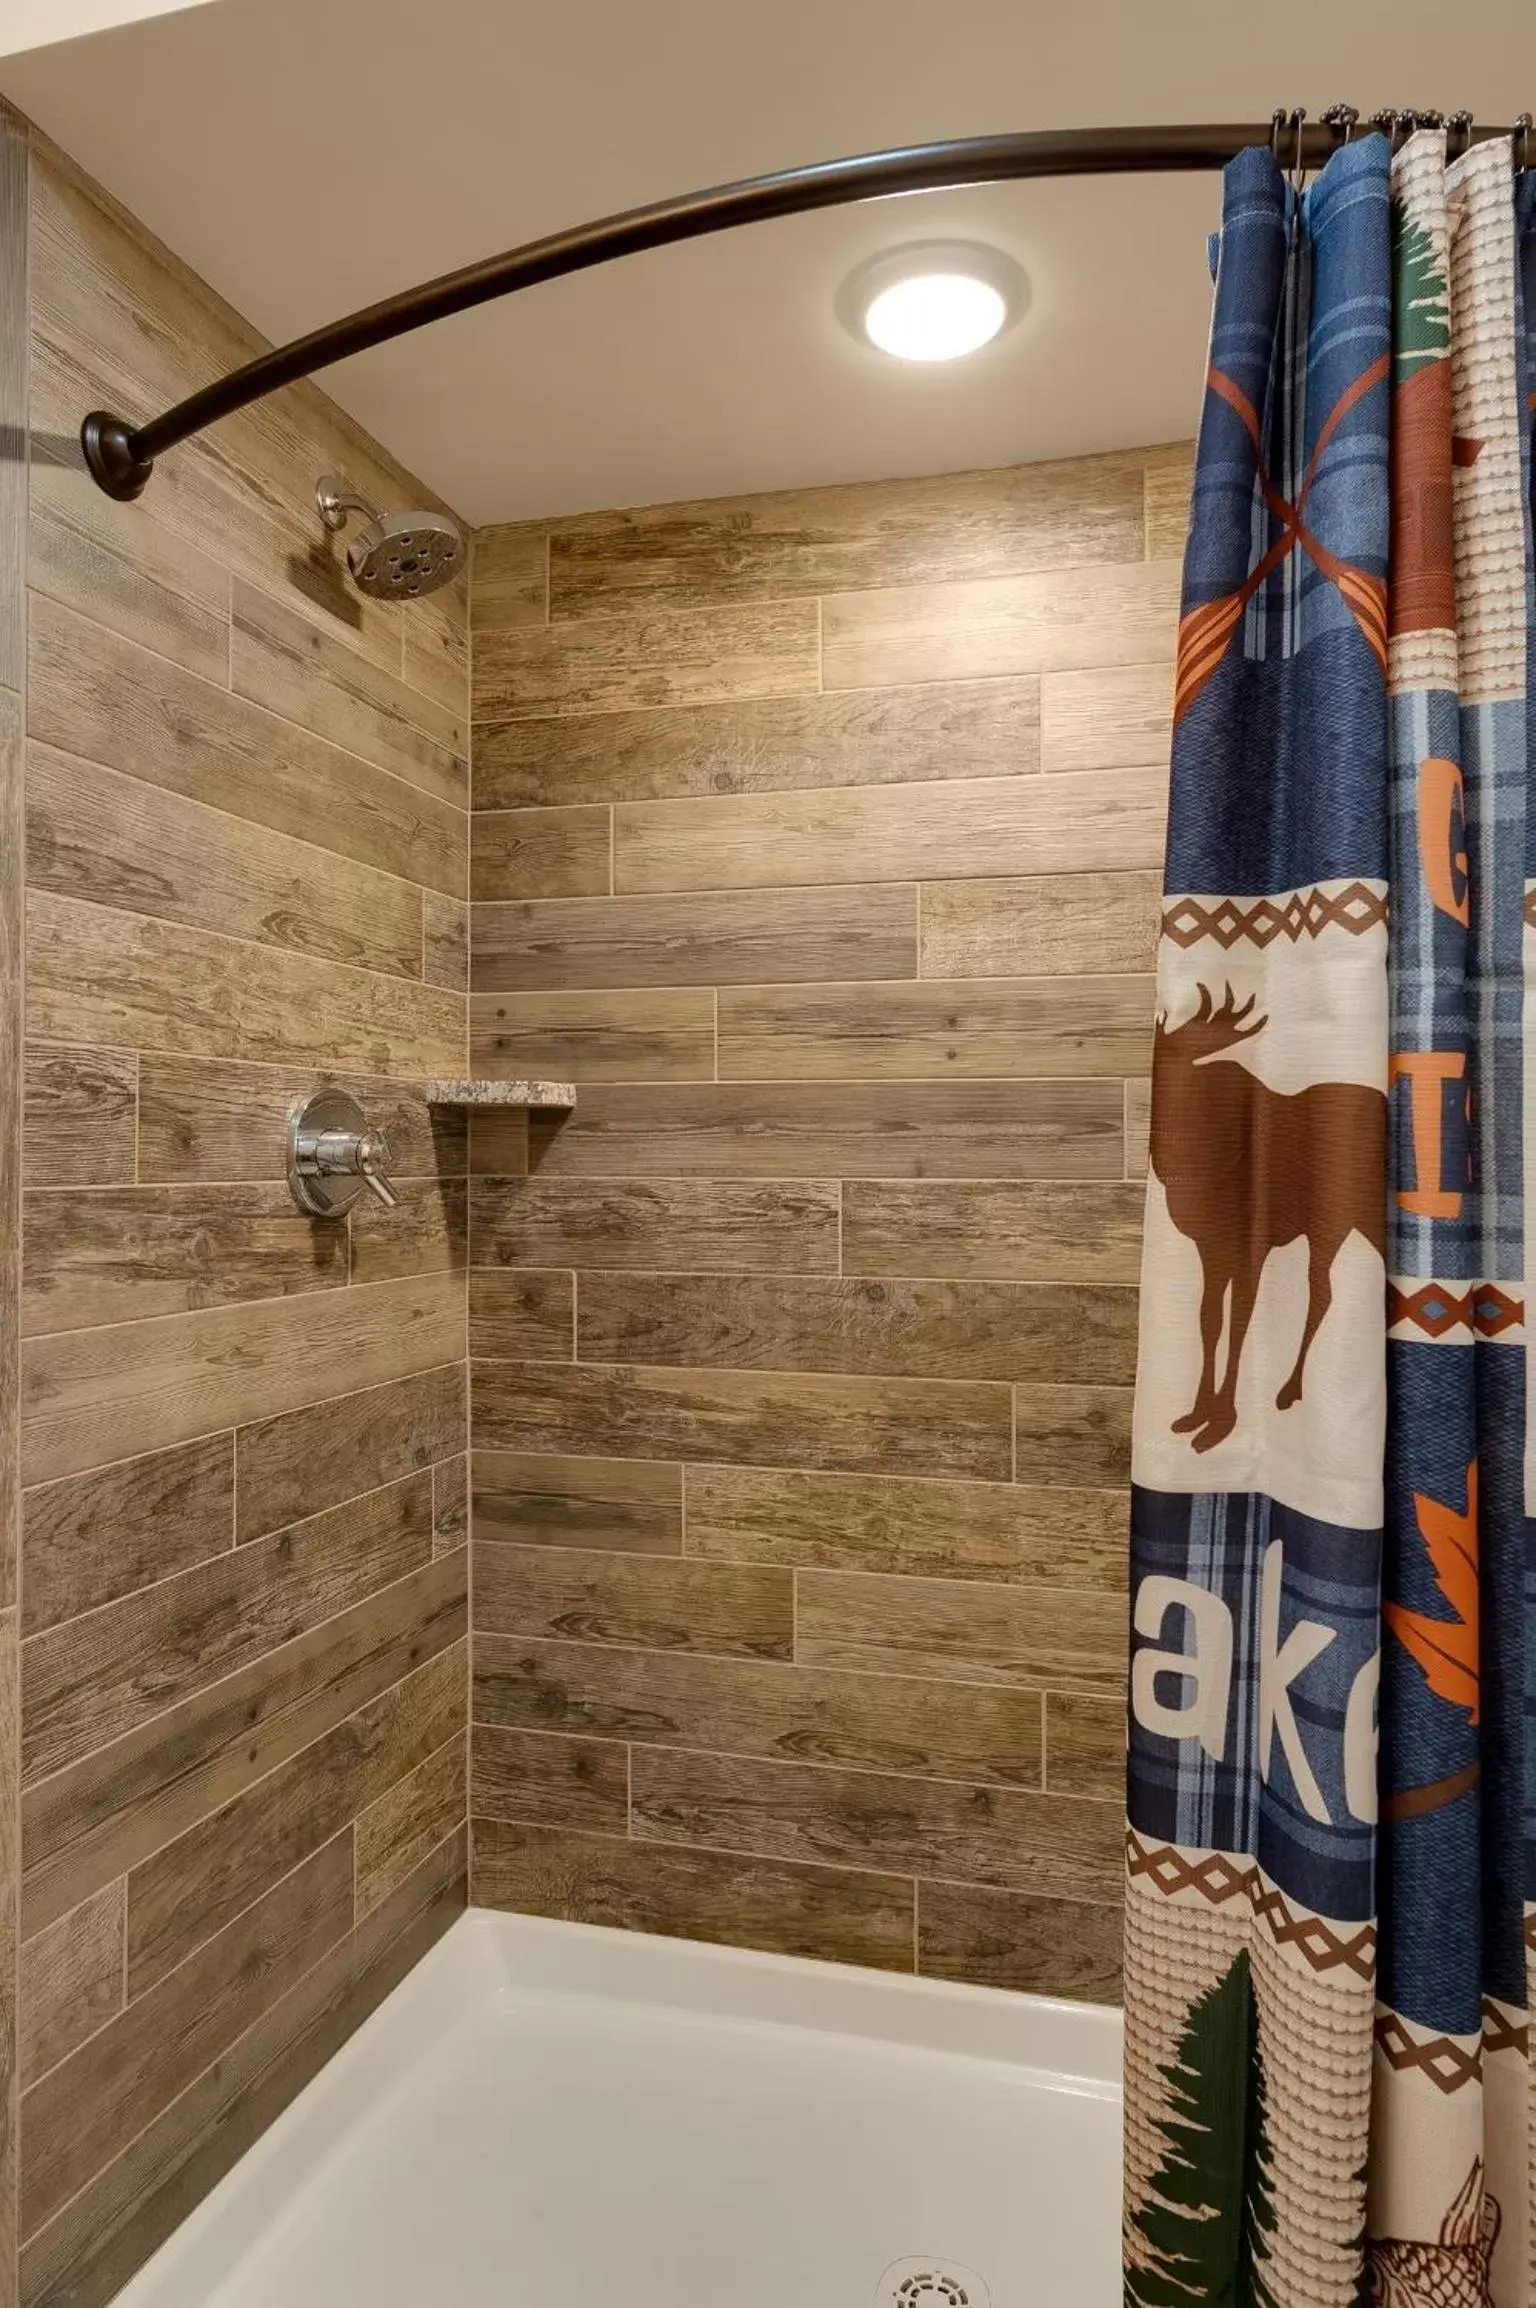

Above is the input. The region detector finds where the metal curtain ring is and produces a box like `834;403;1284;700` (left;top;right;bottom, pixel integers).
1445;109;1474;159
1516;113;1533;171
1289;106;1308;193
1270;107;1289;164
1322;103;1360;145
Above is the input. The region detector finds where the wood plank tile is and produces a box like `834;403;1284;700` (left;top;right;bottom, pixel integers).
470;521;546;631
432;1452;468;1554
23;1433;233;1638
631;1748;1122;1902
475;1543;793;1662
348;1177;467;1286
20;1834;353;2240
18;1879;124;2089
474;1637;1043;1790
22;1469;435;1784
0;691;19;1633
683;1465;1128;1589
471;1452;681;1553
841;1180;1144;1284
821;561;1181;690
1014;1383;1133;1486
1039;662;1174;773
26;743;425;981
472;1817;913;1972
1044;1691;1124;1799
506;1080;1127;1181
28;592;467;897
137;1057;466;1185
124;1644;463;1996
544;454;1145;614
471;1726;629;1833
468;1269;574;1360
1144;443;1196;560
1125;1079;1151;1180
470;1177;841;1274
796;1569;1125;1696
578;1271;1138;1386
474;1359;1012;1482
28;462;228;684
472;679;1041;809
26;892;465;1077
22;1183;346;1336
22;1269;465;1487
235;1362;465;1542
401;583;470;721
468;1106;528;1178
474;599;819;720
230;579;468;809
471;883;918;993
18;1831;464;2308
471;987;715;1084
917;1880;1121;2002
23;1045;136;1189
918;869;1162;979
613;766;1167;893
422;890;468;990
717;974;1154;1082
471;806;610;901
22;1553;464;1940
355;1735;466;1917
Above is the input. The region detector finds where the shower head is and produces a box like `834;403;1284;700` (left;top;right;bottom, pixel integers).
315;475;466;601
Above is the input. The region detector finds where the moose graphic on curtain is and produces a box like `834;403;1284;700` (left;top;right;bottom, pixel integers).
1123;126;1536;2308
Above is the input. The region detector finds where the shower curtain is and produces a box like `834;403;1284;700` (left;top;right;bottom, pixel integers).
1125;128;1536;2305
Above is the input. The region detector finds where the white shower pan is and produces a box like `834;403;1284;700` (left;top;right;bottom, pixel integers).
111;1908;1123;2308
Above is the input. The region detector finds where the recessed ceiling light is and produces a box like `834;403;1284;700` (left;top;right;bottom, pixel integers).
838;241;1027;363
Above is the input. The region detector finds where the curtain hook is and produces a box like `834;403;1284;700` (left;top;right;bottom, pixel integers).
1322;103;1359;146
1289;106;1309;194
1516;113;1533;172
1445;109;1474;160
1270;107;1289;166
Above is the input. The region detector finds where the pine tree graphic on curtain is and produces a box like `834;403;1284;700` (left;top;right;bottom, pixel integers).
1127;1952;1279;2308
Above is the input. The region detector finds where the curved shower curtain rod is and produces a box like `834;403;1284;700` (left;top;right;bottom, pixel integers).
81;108;1532;502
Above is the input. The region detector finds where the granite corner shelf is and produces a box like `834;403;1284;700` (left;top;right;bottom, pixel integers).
421;1080;576;1111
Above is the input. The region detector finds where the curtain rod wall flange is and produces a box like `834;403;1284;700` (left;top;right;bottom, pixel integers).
79;116;1528;502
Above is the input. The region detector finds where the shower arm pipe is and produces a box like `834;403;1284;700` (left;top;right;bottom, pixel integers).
80;114;1529;501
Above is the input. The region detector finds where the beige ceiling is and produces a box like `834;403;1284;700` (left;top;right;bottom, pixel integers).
2;0;1530;521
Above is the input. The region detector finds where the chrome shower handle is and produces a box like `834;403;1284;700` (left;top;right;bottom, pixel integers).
287;1091;399;1217
353;1130;400;1209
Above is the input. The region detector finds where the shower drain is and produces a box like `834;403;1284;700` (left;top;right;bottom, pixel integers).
875;2256;992;2307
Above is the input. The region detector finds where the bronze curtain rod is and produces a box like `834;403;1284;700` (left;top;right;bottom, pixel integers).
81;108;1532;502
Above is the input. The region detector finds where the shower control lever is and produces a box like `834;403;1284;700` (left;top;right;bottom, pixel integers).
286;1090;399;1217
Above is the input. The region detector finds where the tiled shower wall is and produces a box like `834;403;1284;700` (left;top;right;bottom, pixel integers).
464;445;1190;1998
9;120;473;2308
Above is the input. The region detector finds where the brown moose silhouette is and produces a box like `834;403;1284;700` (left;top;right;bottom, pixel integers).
1150;984;1386;1452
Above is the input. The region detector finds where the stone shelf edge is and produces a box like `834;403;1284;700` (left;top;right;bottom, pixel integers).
421;1080;576;1109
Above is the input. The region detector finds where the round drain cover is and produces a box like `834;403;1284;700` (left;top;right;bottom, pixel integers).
876;2256;992;2307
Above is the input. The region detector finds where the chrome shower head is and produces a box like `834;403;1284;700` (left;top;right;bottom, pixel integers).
315;475;466;601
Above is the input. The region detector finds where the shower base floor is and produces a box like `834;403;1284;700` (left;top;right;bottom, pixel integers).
111;1907;1123;2308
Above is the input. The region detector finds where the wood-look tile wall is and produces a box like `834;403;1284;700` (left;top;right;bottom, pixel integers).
467;443;1189;2000
12;127;471;2308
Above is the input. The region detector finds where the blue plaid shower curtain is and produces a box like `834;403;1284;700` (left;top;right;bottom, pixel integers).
1124;129;1536;2304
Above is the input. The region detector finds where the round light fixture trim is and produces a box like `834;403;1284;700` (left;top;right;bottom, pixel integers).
839;240;1028;362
